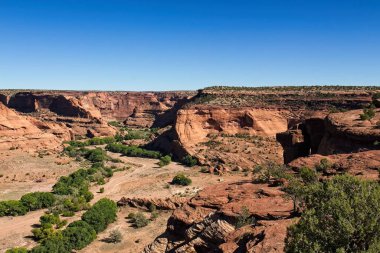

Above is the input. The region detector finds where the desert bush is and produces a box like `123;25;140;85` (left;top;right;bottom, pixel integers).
87;137;115;145
158;155;171;167
82;198;117;233
40;214;60;226
31;227;55;241
85;148;108;163
235;206;255;228
181;155;198;167
0;200;28;216
252;163;290;183
315;158;332;173
285;174;380;253
372;93;380;108
107;229;123;243
5;247;28;253
360;107;376;121
62;210;75;217
171;173;192;186
131;212;150;228
124;129;151;140
30;236;71;253
299;167;318;184
20;192;56;211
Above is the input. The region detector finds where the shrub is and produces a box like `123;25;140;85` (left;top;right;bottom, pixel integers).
235;206;255;228
131;212;150;228
30;236;71;253
85;148;108;163
5;247;28;253
53;169;90;196
285;174;380;253
0;200;28;216
372;93;380;108
32;227;61;242
62;210;75;217
299;167;318;184
63;221;96;250
20;192;56;211
181;155;198;167
360;107;376;121
106;143;161;159
171;173;192;186
315;158;332;173
107;229;123;243
82;198;117;233
40;214;60;227
158;155;171;167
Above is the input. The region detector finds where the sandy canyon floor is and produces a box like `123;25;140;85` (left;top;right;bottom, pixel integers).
0;148;247;252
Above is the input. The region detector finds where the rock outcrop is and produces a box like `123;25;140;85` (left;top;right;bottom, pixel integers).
277;109;380;163
117;196;189;210
144;181;294;253
175;107;289;155
0;103;64;151
289;150;380;180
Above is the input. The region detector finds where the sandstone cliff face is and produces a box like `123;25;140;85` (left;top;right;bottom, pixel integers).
144;181;294;253
277;109;380;163
0;103;64;151
1;90;195;129
175;107;289;154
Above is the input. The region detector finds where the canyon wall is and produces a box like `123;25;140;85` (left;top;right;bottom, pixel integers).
277;109;380;163
0;90;195;151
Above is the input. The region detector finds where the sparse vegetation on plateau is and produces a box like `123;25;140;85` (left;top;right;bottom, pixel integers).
360;107;376;121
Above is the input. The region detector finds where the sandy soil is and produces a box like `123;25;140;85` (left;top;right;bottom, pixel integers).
80;207;172;253
0;149;247;252
0;150;80;200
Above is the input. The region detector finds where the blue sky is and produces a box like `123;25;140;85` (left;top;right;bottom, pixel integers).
0;0;379;91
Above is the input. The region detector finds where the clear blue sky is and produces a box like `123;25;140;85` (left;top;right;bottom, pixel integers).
0;0;379;91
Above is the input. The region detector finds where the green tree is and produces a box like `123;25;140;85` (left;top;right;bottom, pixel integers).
181;155;198;167
63;221;96;250
171;173;192;186
285;174;380;253
30;236;71;253
82;198;117;233
0;200;28;216
20;192;56;211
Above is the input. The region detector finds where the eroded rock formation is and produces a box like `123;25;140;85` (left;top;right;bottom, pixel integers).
144;181;294;253
277;109;380;163
0;103;65;151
